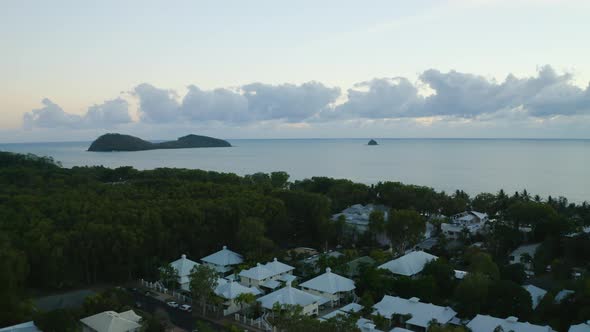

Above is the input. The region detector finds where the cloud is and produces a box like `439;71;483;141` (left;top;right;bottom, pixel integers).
133;83;180;123
23;98;132;130
180;85;248;122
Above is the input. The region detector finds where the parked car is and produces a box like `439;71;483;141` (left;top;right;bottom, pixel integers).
180;304;192;312
166;301;179;308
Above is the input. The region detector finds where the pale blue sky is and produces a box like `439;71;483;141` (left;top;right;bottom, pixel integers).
1;0;590;141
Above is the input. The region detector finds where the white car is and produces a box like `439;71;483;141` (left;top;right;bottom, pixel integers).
166;301;179;308
180;304;192;312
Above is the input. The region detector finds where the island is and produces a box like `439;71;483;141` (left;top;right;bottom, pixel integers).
88;133;232;152
368;139;378;146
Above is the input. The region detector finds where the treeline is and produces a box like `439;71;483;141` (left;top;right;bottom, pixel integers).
1;151;589;327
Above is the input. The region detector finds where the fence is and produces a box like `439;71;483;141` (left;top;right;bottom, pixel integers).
234;313;275;331
140;279;192;304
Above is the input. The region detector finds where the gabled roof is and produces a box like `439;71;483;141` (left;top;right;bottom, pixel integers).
467;314;554;332
569;321;590;332
265;258;295;275
373;295;456;328
300;267;355;294
214;280;261;300
170;254;199;279
0;321;42;332
239;263;275;281
257;284;320;309
523;285;547;309
80;310;142;332
378;251;438;276
357;318;383;332
201;246;243;267
340;302;363;313
471;211;488;220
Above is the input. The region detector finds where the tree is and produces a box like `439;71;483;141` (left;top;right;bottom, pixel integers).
500;263;527;284
159;264;179;291
0;238;31;326
236;217;274;260
234;292;256;313
270;171;290;189
466;252;500;280
386;209;426;253
189;265;219;314
368;210;386;245
422;259;456;298
33;309;77;332
454;273;491;317
485;280;532;319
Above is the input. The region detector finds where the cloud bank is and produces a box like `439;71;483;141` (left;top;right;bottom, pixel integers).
22;66;590;136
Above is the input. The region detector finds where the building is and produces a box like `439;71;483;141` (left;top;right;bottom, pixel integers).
169;254;199;291
318;303;363;321
509;244;541;270
0;321;42;332
201;246;243;274
332;204;390;245
378;251;438;277
569;321;590;332
257;282;321;316
239;258;295;292
300;267;356;307
214;278;261;315
555;289;575;303
467;314;554;332
522;284;547;309
80;310;142;332
356;318;383;332
372;295;457;331
441;211;488;239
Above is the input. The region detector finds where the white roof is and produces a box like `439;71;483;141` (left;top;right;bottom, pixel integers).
523;285;547;309
257;284;320;310
170;254;199;283
391;328;414;332
201;246;243;267
80;310;142;332
555;289;575;303
378;251;438;276
471;211;488;220
569;321;590;332
261;279;282;289
319;309;349;321
357;318;383;332
373;295;456;328
340;302;363;313
300;267;355;294
238;259;295;281
280;274;297;283
467;314;554;332
510;244;541;260
0;321;42;332
214;280;261;300
454;270;468;279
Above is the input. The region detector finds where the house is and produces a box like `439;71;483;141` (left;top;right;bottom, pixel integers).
318;303;363;321
300;267;356;307
201;246;243;274
555;289;575;303
509;244;541;270
372;295;457;331
213;278;261;315
257;282;321;316
467;314;554;332
169;254;199;291
0;321;42;332
441;211;488;239
239;258;295;292
356;318;383;332
80;310;142;332
378;251;438;277
569;321;590;332
522;284;547;309
332;204;390;245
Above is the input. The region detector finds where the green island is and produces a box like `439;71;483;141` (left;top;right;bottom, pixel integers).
87;133;231;152
0;151;589;332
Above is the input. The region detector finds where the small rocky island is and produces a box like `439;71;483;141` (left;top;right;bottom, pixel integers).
88;133;231;152
368;139;378;146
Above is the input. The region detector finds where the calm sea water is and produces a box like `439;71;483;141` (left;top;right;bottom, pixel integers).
1;139;589;202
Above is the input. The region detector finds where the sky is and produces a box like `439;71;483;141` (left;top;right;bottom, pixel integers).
1;0;590;142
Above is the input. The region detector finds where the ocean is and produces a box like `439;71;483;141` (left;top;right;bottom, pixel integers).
1;138;589;203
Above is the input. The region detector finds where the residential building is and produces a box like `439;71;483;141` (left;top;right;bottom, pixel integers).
332;204;390;245
300;267;356;307
509;244;541;270
239;258;295;292
201;246;243;274
356;318;383;332
441;211;489;239
467;314;554;332
0;321;42;332
378;251;438;277
523;284;547;309
80;310;142;332
372;295;457;331
169;254;199;291
257;282;321;316
555;289;575;303
569;321;590;332
214;278;261;315
318;303;363;321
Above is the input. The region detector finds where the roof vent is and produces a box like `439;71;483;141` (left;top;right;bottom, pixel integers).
326;267;332;273
181;254;186;259
409;297;420;303
274;257;278;262
286;280;292;287
256;263;262;267
366;323;376;331
505;316;518;323
222;245;227;250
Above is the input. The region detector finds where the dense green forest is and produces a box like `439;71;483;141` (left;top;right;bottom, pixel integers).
1;151;589;328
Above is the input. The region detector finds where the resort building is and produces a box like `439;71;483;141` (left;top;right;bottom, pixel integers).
378;251;438;277
467;314;555;332
257;282;321;316
169;254;199;291
239;258;295;292
356;318;383;332
441;211;489;239
372;295;457;331
299;267;356;307
522;284;547;309
213;278;261;315
569;321;590;332
509;243;541;270
80;310;142;332
0;321;42;332
201;245;243;274
332;204;390;245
